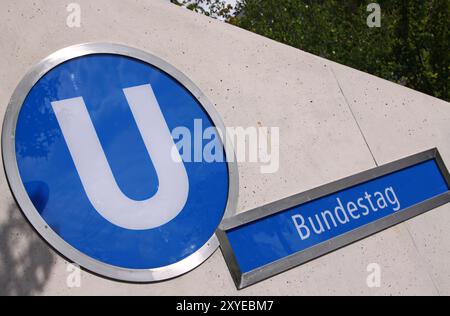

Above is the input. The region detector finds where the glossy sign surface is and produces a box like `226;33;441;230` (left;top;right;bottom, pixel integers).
227;159;449;273
14;54;229;270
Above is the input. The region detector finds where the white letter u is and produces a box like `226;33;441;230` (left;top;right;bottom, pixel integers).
51;84;189;230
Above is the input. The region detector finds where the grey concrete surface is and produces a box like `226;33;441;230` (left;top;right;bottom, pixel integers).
0;0;448;295
331;62;450;295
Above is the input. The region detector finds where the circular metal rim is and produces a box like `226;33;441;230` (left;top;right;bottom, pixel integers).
1;42;239;283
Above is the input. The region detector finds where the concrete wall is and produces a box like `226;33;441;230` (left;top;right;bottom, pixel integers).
0;0;449;295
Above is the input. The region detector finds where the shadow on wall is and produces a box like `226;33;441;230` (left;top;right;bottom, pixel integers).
0;204;55;296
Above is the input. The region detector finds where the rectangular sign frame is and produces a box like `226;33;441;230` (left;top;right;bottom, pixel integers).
217;148;450;289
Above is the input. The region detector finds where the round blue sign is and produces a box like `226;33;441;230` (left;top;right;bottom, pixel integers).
3;44;237;281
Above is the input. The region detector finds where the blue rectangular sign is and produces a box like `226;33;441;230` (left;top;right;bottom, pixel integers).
219;149;450;289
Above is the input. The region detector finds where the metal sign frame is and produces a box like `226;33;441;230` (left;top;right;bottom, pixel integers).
218;148;450;289
2;43;239;283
